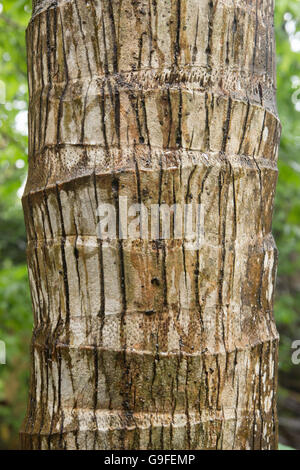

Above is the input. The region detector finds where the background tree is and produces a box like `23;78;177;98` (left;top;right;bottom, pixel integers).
0;0;300;450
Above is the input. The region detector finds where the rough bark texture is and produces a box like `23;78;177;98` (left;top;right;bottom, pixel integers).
21;0;281;450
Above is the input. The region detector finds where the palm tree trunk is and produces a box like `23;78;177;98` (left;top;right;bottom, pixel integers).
21;0;281;449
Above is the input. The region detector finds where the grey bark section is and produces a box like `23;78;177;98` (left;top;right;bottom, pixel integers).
21;0;280;449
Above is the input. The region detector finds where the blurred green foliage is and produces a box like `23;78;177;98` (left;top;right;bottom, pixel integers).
0;0;32;450
0;0;300;450
274;0;300;379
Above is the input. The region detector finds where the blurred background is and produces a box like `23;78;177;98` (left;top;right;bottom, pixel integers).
0;0;300;450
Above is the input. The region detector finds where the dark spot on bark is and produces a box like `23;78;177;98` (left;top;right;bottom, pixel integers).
151;277;160;286
145;310;156;316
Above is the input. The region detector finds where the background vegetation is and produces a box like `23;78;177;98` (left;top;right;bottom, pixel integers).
0;0;300;449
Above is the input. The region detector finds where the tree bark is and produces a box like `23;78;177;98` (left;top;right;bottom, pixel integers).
21;0;281;450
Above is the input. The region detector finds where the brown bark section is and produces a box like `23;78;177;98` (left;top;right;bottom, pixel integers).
21;0;280;449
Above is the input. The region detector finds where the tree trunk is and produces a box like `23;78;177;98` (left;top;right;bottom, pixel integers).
21;0;281;450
